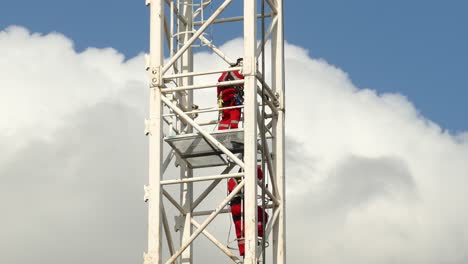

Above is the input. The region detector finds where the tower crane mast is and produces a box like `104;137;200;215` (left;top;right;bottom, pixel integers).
143;1;285;263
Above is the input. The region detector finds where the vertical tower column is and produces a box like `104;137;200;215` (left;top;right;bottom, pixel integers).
146;0;164;264
271;0;286;263
178;1;194;263
243;0;258;263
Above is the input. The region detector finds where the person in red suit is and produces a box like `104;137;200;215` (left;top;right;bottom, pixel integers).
217;58;244;130
218;58;268;256
227;165;268;257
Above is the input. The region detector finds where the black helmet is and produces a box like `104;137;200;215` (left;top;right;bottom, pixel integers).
231;57;243;67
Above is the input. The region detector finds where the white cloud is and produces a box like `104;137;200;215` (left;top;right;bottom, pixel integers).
0;26;145;141
282;38;468;264
1;26;468;264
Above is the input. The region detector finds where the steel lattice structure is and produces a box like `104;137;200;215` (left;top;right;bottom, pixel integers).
143;0;285;263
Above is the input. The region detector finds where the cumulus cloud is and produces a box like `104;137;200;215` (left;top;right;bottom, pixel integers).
0;26;145;140
283;41;468;264
1;25;468;264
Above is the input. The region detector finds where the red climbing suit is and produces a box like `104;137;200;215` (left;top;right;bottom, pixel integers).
227;165;268;257
217;70;244;130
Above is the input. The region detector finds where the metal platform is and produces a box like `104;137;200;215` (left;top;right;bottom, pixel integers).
165;130;244;168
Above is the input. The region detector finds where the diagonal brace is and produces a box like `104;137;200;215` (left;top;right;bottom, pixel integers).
160;95;245;169
165;180;245;264
162;0;234;74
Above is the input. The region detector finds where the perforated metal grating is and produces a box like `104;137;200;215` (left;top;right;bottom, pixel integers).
165;130;244;168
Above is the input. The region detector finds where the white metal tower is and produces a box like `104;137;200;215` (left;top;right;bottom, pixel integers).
143;0;285;263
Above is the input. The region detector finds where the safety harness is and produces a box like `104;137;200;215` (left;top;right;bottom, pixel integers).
228;177;244;227
218;72;244;108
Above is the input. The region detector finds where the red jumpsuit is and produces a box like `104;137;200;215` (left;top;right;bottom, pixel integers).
227;165;268;257
217;70;244;130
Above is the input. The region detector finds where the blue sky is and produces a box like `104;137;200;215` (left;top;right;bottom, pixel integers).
1;0;467;132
